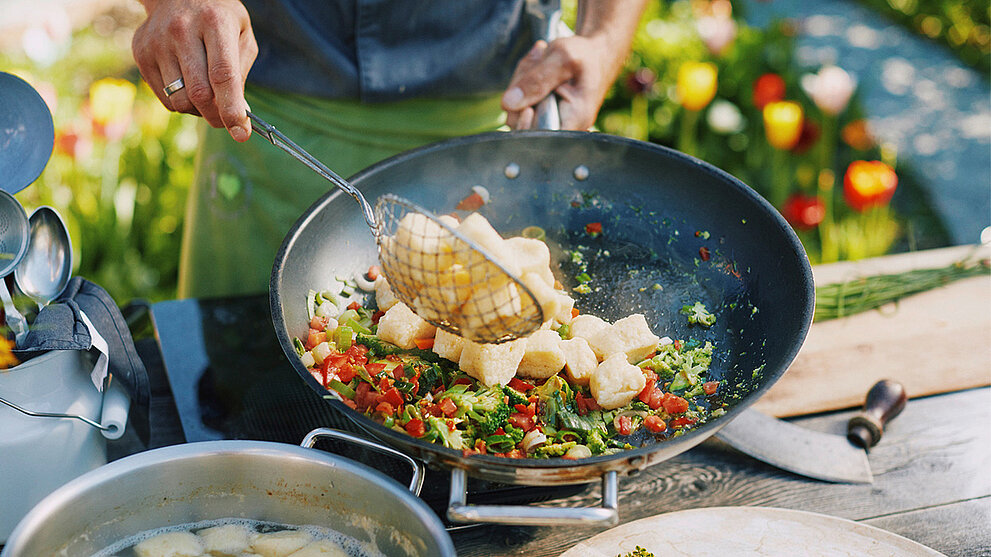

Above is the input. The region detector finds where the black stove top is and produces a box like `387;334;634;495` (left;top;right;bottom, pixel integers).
150;295;584;519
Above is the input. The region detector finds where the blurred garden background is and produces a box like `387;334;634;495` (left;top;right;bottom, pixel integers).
1;0;989;305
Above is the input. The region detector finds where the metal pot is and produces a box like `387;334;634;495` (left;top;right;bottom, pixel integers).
270;130;815;525
1;430;455;557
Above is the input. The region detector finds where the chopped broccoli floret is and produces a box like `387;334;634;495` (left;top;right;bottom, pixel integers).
504;386;529;406
680;302;716;327
586;429;608;454
537;441;577;457
443;385;511;438
426;416;465;450
503;424;526;444
355;333;440;361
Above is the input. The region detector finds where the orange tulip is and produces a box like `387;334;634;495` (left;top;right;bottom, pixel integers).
762;101;804;150
677;62;718;112
843;160;897;212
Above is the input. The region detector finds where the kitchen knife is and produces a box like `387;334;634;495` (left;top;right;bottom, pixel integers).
714;380;907;484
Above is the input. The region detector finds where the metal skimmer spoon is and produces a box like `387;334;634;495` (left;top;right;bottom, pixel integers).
247;111;543;343
0;191;31;345
15;206;72;311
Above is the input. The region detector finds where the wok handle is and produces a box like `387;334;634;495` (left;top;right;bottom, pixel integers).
446;468;619;526
300;428;426;496
526;0;562;131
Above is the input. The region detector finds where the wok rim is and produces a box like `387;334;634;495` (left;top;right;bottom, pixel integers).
270;130;814;477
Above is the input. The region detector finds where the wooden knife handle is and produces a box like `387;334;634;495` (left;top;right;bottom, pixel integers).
847;379;907;449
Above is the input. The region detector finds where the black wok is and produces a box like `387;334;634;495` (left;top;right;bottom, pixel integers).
270;131;814;524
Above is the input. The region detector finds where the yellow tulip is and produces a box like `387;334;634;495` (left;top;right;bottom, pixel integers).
89;78;136;128
762;101;803;150
676;62;718;112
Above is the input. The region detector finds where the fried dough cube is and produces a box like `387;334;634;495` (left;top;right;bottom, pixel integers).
433;328;466;362
560;337;598;385
392;213;456;286
412;263;473;322
459;338;526;387
519;272;562;323
285;539;348;557
376;302;437;349
554;293;576;325
505;237;555;286
455;213;520;283
373;275;399;311
133;532;203;557
568;314;609;343
198;524;252;556
517;330;567;379
586;314;660;364
457;279;523;336
590;354;647;410
249;530;313;557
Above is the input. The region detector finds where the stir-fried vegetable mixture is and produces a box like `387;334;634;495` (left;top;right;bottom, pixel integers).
295;281;725;459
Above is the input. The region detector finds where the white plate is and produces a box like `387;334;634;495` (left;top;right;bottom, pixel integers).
559;507;945;557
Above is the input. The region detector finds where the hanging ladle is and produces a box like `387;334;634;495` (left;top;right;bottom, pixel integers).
14;206;72;311
0;190;30;345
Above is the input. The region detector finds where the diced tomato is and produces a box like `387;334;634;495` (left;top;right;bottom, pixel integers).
337;363;357;383
438;397;458;417
583;396;601;412
703;381;720;395
375;401;395;416
414;337;435;350
508;377;535;392
424;402;442;417
309;315;329;330
405;418;425;437
646;388;665;410
575;393;589;416
512;402;535;418
377;376;392;392
392;365;405;380
638;378;657;404
365;362;387;374
367;265;381;281
371;310;385;324
447;420;456;432
453;377;474;386
662;395;690;414
355;382;372;409
382;387;404;408
699;246;711;261
347;301;361;311
670;416;697;428
585;222;603;235
617;415;633;436
514;403;529;414
504;449;524;459
644;415;667;433
673;339;683;351
474;439;487;454
571;307;580;318
306;330;327;350
508;413;535;432
456;192;485;211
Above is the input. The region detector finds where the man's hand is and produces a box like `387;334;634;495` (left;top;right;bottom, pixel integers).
132;0;257;142
502;0;647;131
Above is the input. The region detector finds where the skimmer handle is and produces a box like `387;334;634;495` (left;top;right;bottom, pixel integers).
246;110;377;231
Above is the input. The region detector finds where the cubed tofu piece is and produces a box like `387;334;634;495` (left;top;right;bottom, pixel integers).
433;328;466;362
560;337;598;385
519;272;561;324
198;524;251;556
376;302;437;349
586;314;660;364
554;293;576;325
249;530;313;557
455;213;520;283
459;338;526;387
413;263;473;322
391;213;456;287
285;540;348;557
590;354;647;410
457;280;523;338
517;330;567;379
505;237;555;286
569;314;609;342
373;276;399;311
133;532;203;557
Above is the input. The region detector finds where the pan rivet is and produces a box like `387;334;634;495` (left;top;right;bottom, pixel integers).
573;165;589;181
504;163;520;179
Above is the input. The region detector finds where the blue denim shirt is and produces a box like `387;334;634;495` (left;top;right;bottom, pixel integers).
242;0;533;102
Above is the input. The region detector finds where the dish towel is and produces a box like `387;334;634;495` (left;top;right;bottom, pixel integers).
13;277;150;443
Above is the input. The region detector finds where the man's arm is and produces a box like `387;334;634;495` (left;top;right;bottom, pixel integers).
131;0;257;142
502;0;648;131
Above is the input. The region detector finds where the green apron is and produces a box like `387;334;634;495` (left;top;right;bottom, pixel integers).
177;85;506;299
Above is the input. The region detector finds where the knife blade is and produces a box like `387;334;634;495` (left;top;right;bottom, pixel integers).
714;380;907;484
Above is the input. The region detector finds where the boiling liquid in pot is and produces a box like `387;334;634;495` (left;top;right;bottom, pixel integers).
91;518;385;557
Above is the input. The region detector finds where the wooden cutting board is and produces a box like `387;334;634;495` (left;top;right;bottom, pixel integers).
752;244;991;418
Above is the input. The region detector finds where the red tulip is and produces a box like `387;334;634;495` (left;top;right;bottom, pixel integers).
753;73;786;109
782;194;826;229
843;161;898;212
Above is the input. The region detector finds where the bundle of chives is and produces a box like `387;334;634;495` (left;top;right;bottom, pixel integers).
813;256;990;322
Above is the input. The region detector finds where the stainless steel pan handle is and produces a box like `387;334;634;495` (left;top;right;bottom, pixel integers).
447;468;619;526
526;0;562;131
300;428;426;495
